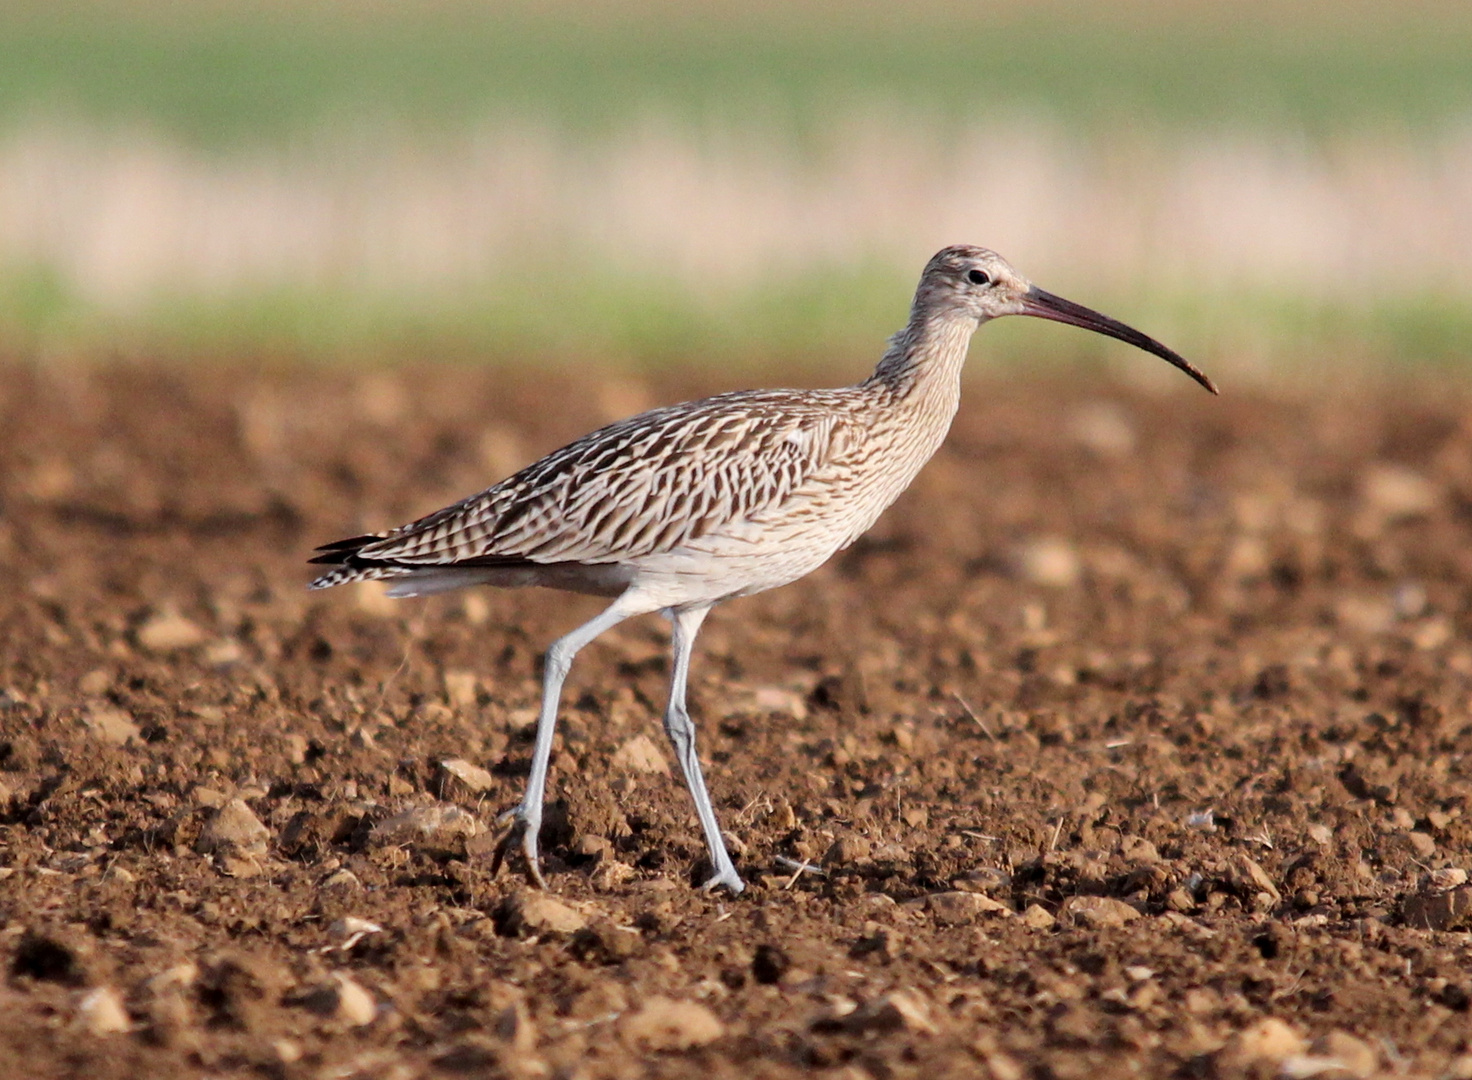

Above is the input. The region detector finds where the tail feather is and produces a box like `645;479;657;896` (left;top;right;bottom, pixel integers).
308;533;385;564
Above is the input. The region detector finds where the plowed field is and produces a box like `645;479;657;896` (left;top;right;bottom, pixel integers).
4;362;1472;1079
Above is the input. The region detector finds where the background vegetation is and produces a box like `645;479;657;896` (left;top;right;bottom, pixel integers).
2;1;1469;371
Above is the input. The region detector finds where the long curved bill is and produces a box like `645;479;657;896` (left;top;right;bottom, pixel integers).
1021;286;1218;394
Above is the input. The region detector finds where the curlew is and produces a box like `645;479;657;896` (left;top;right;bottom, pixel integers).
310;245;1216;894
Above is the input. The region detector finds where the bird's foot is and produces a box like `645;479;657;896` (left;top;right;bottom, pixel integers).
700;867;747;895
490;805;548;890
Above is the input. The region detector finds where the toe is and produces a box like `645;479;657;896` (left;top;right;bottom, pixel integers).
701;871;746;895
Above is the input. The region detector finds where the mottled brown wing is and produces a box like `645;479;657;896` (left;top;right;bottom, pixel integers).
350;389;851;568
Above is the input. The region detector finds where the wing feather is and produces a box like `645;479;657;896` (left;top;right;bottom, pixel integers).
352;389;852;568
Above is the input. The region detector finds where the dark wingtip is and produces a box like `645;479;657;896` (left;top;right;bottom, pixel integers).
309;533;383;565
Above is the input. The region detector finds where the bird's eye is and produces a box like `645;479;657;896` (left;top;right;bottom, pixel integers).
966;269;991;286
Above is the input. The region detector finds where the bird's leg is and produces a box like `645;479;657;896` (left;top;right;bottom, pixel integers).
663;604;746;894
494;598;639;888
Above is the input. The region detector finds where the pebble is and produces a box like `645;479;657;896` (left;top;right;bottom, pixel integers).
301;973;376;1026
1222;1017;1307;1065
1009;537;1081;588
497;892;588;936
1403;885;1472;931
1229;854;1281;905
611;734;669;774
951;866;1012;894
195;798;270;858
620;996;724;1050
1300;1031;1378;1078
77;986;130;1035
1361;464;1438;521
136;609;206;652
1407;831;1437;858
1429;868;1468;890
320;868;363;891
369;804;482;848
443;670;479;709
283;734;310;765
82;704;141;746
824;990;937;1036
925;890;1011;924
1019;904;1057;930
1063;895;1140;929
438;758;495;794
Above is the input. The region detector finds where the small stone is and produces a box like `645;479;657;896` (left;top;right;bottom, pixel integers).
439;758;495;794
77;986;130;1035
569;921;641;965
191;786;229;809
1307;1031;1378;1078
78;669;112;696
611;734;668;775
925;890;1011;924
196;798;270;858
1335;595;1395;634
1307;824;1333;845
1223;1018;1307;1065
283;734;309;765
300;973;376;1027
1429;868;1468;890
1403;885;1472;930
1165;888;1196;913
496;892;588;936
951;867;1012;895
749;685;809;721
1408;831;1437;858
1009;536;1081;588
1119;836;1160;864
620;996;724;1050
82;704;141;746
1020;904;1057;930
203;639;244;666
1063;895;1140;929
137;609;205;652
833;990;937;1036
369;804;481;850
443;670;479;709
320;869;362;891
573;834;613;861
218;855;263;878
1229;854;1281;904
1362;464;1437;521
823;833;873;865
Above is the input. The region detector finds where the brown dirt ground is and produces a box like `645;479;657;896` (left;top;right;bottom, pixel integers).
3;360;1472;1080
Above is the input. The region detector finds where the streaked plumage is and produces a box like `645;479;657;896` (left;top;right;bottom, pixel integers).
311;245;1216;894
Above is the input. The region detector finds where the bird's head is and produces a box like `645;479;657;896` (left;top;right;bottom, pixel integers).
916;244;1217;394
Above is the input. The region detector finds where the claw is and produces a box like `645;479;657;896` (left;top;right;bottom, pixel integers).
700;870;746;895
489;805;548;889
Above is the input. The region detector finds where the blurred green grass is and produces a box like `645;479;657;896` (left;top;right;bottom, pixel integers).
7;260;1470;379
2;2;1470;368
4;3;1470;144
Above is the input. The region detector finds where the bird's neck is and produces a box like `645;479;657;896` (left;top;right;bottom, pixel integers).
865;311;979;406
